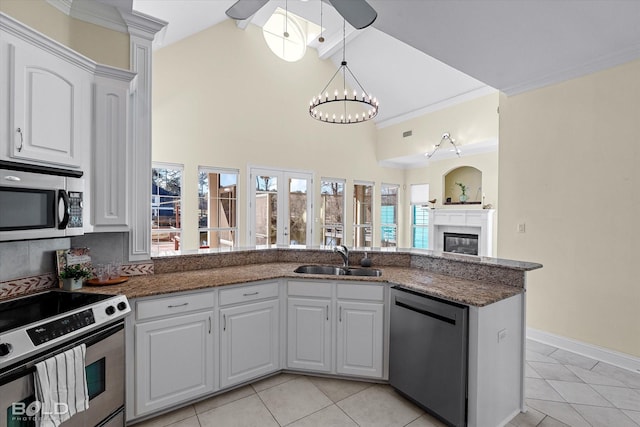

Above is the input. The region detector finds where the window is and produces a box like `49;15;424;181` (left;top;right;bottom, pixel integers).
198;167;238;249
320;178;345;245
353;181;373;248
151;164;183;256
410;184;430;249
381;184;398;247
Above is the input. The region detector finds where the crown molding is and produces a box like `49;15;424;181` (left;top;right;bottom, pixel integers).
120;9;167;41
47;0;128;33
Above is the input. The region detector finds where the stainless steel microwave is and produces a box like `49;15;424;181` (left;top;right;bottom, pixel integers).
0;168;84;241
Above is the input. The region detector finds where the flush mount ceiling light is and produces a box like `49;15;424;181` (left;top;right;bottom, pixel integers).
425;133;462;159
309;20;378;124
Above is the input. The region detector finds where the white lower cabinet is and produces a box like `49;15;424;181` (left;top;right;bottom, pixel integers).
134;310;214;416
336;300;384;378
287;280;385;379
219;298;280;388
132;291;215;418
287;297;332;373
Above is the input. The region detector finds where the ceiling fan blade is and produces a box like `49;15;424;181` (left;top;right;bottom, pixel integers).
225;0;269;20
328;0;377;29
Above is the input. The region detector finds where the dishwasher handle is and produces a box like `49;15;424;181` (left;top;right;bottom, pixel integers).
394;297;457;325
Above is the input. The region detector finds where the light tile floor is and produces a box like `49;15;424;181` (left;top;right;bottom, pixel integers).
135;340;640;427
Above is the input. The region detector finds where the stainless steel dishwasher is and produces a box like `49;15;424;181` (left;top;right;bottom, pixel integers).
389;286;468;427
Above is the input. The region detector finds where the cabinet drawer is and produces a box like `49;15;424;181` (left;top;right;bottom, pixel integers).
288;281;332;298
136;291;215;321
219;281;279;306
337;283;384;301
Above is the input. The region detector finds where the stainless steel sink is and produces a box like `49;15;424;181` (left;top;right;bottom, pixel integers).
345;267;382;277
294;265;382;277
294;265;347;275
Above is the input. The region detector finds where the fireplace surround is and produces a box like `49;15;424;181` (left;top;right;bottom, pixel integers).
428;209;494;256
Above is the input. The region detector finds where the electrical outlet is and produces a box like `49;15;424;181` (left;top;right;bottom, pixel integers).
498;328;507;342
517;223;526;233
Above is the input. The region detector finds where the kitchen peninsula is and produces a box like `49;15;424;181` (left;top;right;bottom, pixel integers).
83;248;541;427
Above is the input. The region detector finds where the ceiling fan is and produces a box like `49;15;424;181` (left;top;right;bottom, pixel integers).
225;0;377;30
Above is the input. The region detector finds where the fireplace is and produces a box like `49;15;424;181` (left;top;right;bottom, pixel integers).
444;232;479;255
429;209;494;256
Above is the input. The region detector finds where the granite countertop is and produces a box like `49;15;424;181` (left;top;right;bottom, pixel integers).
81;262;524;307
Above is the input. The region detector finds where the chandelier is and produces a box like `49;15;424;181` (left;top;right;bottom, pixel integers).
425;133;461;159
309;20;378;124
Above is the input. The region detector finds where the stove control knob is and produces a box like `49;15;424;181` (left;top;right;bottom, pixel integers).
0;342;13;357
117;301;128;311
105;305;116;316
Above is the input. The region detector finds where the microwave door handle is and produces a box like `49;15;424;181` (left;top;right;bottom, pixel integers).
58;190;70;229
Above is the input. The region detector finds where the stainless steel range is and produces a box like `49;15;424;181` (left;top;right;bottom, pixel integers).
0;290;130;426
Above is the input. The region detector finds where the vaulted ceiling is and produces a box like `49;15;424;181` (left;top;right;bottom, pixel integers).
117;1;640;127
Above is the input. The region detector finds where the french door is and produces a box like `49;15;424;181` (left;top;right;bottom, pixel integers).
249;168;313;247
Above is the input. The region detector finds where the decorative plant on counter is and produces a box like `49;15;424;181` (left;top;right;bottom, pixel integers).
60;264;93;280
455;182;468;202
60;264;93;291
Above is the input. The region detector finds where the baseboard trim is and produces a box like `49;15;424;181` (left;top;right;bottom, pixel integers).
527;327;640;374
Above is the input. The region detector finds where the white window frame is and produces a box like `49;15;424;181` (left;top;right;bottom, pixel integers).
151;162;184;256
320;177;346;246
380;183;399;248
353;180;374;248
410;183;430;249
198;166;239;249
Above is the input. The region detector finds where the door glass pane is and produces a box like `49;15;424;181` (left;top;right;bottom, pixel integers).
255;175;278;246
288;178;307;245
151;166;182;256
381;185;398;247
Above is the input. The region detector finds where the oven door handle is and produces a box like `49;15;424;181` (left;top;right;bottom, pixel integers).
58;189;70;229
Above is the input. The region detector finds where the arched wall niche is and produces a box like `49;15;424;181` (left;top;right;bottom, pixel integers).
443;166;482;204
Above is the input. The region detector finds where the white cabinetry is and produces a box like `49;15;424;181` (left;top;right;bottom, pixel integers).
336;283;384;378
287;297;332;373
287;280;385;379
219;281;280;388
133;291;215;417
92;66;135;230
0;23;90;169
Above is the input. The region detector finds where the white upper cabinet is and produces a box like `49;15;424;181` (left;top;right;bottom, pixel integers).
92;66;135;230
0;29;90;169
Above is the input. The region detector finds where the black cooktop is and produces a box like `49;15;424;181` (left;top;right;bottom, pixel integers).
0;290;113;334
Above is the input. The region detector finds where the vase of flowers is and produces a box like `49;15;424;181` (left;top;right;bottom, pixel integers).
60;264;93;290
455;182;468;203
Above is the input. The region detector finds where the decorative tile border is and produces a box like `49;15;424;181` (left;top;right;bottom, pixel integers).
0;273;58;299
121;262;154;276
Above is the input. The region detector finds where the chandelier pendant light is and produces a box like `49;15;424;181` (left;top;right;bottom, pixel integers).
425;133;461;159
309;20;378;124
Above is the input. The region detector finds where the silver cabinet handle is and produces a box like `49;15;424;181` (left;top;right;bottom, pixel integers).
16;127;23;152
339;306;342;322
223;314;227;331
208;316;212;334
167;302;188;308
326;305;329;321
243;292;259;296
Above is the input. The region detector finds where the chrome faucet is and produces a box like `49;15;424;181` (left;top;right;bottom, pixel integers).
333;245;349;267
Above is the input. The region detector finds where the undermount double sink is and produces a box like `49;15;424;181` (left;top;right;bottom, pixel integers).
294;265;382;277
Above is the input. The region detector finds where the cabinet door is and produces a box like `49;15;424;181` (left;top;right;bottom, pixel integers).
135;311;214;416
219;299;280;388
92;76;130;229
3;37;88;168
287;297;332;373
336;301;384;378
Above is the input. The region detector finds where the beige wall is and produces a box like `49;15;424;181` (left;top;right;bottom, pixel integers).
498;59;640;357
152;20;404;250
0;0;129;68
376;93;499;161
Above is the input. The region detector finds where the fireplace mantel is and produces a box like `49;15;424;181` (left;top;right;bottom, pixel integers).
428;209;495;256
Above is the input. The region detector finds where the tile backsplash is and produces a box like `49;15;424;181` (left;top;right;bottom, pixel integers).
0;237;71;282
